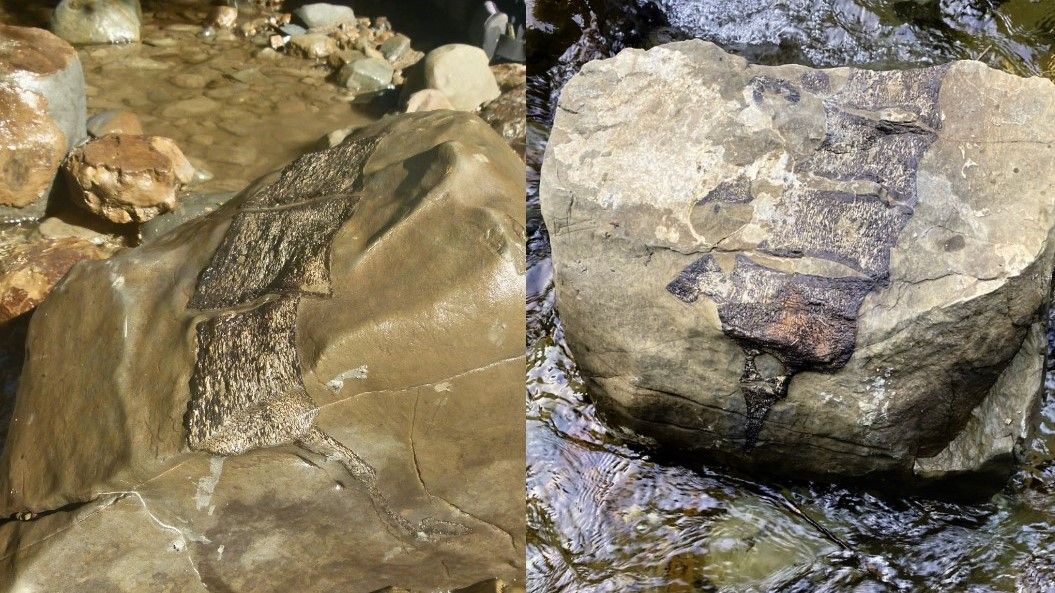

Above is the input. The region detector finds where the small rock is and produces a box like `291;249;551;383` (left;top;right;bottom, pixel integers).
206;5;238;30
160;96;219;118
169;72;209;89
0;236;110;323
87;109;143;137
289;33;338;59
38;216;112;244
405;89;453;113
328;48;366;69
63;134;182;224
412;44;500;111
279;23;307;36
293;3;356;29
50;0;141;45
379;33;410;61
339;57;393;94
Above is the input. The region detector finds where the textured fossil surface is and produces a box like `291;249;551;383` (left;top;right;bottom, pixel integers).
0;111;526;591
541;40;1055;484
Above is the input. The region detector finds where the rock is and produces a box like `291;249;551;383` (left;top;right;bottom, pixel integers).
540;40;1055;487
63;134;183;224
280;23;307;36
206;5;238;30
0;111;524;591
293;3;356;29
409;44;500;111
0;84;67;216
0;25;88;221
339;57;393;94
160;96;219;118
139;191;237;243
289;32;338;59
147;136;196;184
0;236;110;323
38;216;114;244
0;25;87;151
379;33;411;61
50;0;141;45
405;89;454;113
86;109;143;137
479;64;525;158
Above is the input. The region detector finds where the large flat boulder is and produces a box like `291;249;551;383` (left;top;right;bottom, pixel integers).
0;111;526;591
540;40;1055;487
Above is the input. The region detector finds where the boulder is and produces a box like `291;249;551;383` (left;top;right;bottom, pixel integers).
0;111;525;591
0;84;67;217
293;3;356;29
50;0;141;45
63;134;184;224
540;40;1055;487
406;89;455;113
0;25;88;221
407;44;500;111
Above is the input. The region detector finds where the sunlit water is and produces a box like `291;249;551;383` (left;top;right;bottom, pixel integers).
526;1;1055;591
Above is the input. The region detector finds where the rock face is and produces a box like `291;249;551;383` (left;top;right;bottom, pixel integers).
411;44;500;111
0;25;88;220
63;134;184;224
0;111;525;591
540;40;1055;486
50;0;142;45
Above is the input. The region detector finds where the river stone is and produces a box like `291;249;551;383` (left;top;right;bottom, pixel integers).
63;134;182;224
380;33;411;62
0;25;88;221
0;111;525;591
293;3;356;29
540;40;1055;487
86;109;143;137
339;57;394;94
50;0;142;45
0;84;67;218
409;44;500;111
0;236;110;323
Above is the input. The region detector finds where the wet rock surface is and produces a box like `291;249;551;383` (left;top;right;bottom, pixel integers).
0;236;111;324
0;110;525;591
541;40;1055;485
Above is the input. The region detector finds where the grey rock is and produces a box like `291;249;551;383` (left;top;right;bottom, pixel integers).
380;33;411;61
540;40;1055;487
279;23;307;36
339;57;394;94
50;0;141;45
293;3;356;29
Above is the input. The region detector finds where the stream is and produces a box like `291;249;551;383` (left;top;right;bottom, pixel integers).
526;1;1055;591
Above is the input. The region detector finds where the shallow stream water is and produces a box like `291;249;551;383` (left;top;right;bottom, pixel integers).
526;1;1055;591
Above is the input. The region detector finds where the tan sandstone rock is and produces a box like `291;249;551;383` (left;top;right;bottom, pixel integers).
63;134;183;224
0;84;67;211
0;236;110;323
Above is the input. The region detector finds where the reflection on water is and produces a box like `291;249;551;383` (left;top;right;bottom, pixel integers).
526;0;1055;591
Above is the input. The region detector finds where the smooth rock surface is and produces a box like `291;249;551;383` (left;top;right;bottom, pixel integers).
289;32;338;59
339;57;393;94
410;44;500;111
540;40;1055;486
406;89;455;113
0;111;525;591
63;134;182;224
50;0;142;45
86;109;143;137
293;3;356;29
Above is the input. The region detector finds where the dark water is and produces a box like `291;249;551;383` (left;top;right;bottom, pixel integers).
526;1;1055;591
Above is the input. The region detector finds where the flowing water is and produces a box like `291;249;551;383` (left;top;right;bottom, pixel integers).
526;1;1055;591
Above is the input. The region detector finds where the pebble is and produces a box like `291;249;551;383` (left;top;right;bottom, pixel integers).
379;33;410;61
169;73;209;89
289;33;338;59
293;3;356;29
161;96;219;118
339;57;393;94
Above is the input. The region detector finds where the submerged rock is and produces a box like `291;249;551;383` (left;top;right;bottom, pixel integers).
63;134;185;224
0;111;525;591
0;25;87;221
540;40;1055;488
50;0;142;45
